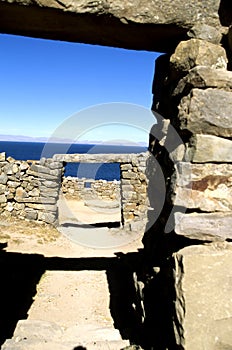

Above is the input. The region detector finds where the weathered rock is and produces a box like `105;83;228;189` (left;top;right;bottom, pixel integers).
27;203;57;212
170;39;227;79
187;134;232;163
0;152;6;161
30;164;61;176
38;211;57;224
8;180;20;188
172;163;232;212
173;66;232;97
0;0;223;53
173;243;232;349
47;161;63;170
25;208;38;220
15;196;56;204
0;184;6;194
174;212;232;241
0;173;8;185
28;188;40;197
187;23;222;44
177;89;232;137
0;194;7;203
15;187;28;199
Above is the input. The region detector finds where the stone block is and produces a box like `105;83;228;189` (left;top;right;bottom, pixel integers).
174;212;232;241
0;184;6;194
173;243;232;349
30;164;61;176
187;23;222;44
0;173;8;185
170;39;227;78
0;194;7;203
25;208;38;220
178;88;232;137
0;152;6;161
187;134;232;163
172;163;232;212
173;66;232;97
38;211;57;224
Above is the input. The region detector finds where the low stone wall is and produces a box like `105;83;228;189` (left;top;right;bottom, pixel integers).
62;177;120;201
54;152;149;228
0;153;63;224
0;152;149;228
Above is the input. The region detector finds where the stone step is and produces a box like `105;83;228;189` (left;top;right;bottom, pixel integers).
2;339;129;350
1;320;130;350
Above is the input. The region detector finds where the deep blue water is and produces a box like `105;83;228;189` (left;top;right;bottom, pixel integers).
0;141;147;181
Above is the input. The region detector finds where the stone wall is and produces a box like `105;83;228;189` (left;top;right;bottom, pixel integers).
54;152;149;228
142;26;232;349
62;177;120;201
0;152;62;224
0;152;149;228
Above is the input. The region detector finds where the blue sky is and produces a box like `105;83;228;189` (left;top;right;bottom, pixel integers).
0;34;160;144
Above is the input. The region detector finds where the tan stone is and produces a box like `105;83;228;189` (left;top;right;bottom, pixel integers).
173;66;232;97
174;212;232;241
178;88;232;137
173;243;232;349
170;39;227;78
172;163;232;212
187;134;232;163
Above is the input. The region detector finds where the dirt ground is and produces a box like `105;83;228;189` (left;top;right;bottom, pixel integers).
0;199;143;346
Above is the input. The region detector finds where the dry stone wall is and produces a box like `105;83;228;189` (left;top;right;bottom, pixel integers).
62;177;120;201
0;152;149;228
0;153;62;224
144;27;232;349
54;152;149;228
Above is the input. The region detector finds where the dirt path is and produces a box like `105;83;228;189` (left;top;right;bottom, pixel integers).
0;201;143;348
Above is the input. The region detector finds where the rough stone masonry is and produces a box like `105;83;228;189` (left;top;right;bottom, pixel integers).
1;0;232;349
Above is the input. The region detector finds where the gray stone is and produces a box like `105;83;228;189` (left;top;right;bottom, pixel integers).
42;180;60;188
172;163;232;212
15;196;56;204
174;212;232;241
173;66;232;97
27;169;59;180
0;173;8;185
28;188;40;197
38;212;57;224
187;134;232;163
187;23;222;44
8;180;20;188
27;203;57;212
25;208;38;220
30;164;61;176
173;243;232;349
0;0;223;53
170;39;227;78
47;161;63;169
178;88;232;137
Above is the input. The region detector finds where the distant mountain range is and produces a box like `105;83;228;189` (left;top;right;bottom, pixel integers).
0;134;147;147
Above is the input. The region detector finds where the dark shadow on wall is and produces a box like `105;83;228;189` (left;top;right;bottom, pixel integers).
0;244;45;346
218;0;232;26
